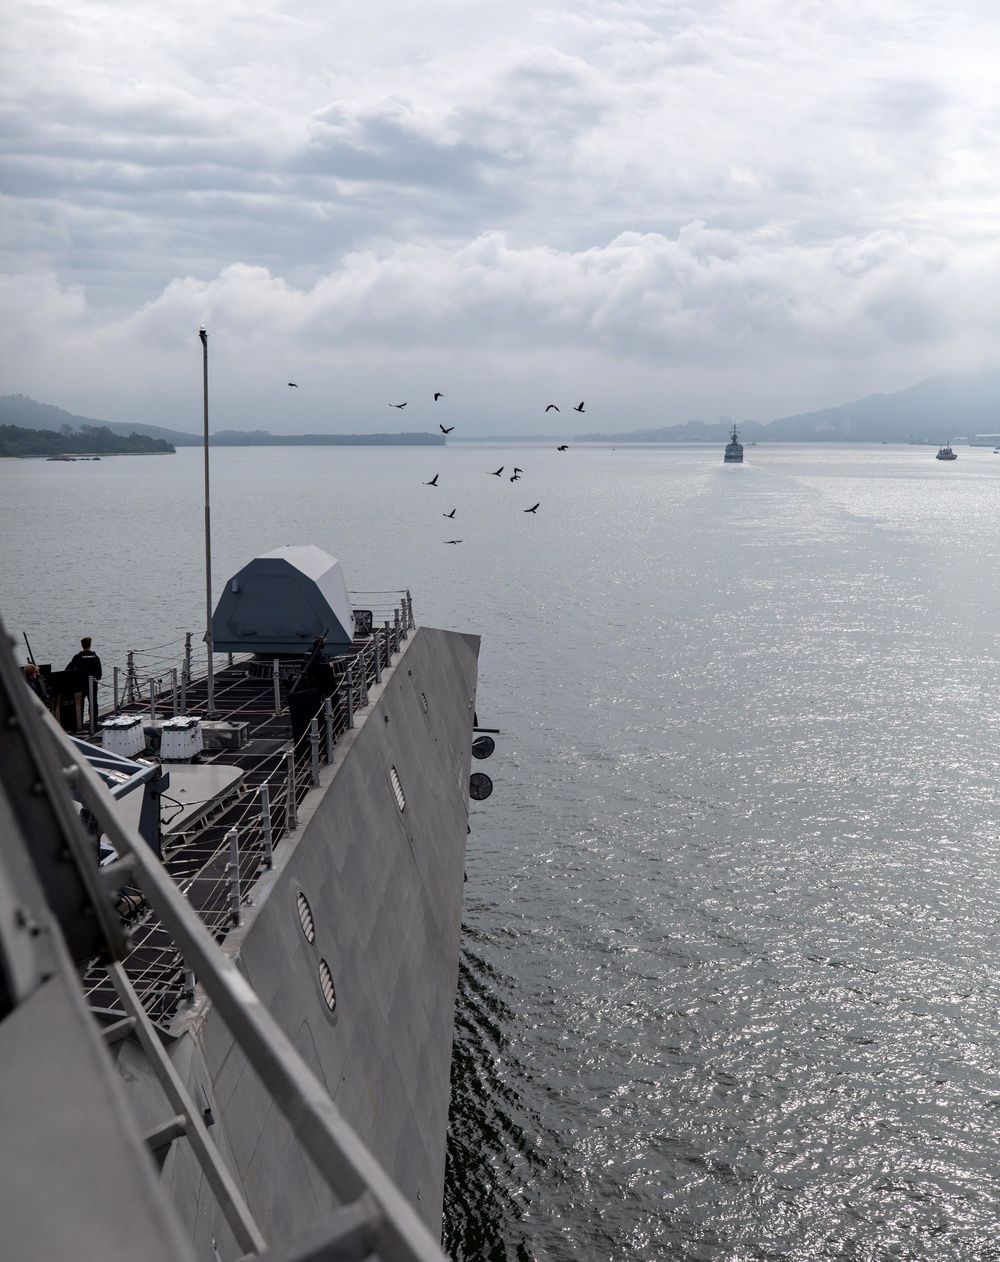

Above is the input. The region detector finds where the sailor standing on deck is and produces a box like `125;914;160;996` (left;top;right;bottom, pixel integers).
23;662;49;705
66;636;102;727
301;635;337;697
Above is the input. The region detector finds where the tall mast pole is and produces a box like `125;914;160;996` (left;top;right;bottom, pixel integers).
199;326;218;718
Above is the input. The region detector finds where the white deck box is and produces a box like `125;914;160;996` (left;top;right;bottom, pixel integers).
160;716;204;761
101;715;145;759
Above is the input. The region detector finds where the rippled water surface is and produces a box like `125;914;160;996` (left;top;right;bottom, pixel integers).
4;443;1000;1260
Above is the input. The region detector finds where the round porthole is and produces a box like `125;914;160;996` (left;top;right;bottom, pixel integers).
296;892;315;944
469;772;493;801
389;765;406;811
318;959;337;1011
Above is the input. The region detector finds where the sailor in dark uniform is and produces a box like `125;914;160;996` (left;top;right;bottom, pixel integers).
66;636;102;727
301;636;336;697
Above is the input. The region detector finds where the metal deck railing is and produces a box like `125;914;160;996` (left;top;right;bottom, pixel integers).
79;593;415;1025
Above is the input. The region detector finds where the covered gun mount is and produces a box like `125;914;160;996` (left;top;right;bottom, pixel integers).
211;545;355;657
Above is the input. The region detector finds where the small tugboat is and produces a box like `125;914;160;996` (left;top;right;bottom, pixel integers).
724;423;744;464
936;442;957;461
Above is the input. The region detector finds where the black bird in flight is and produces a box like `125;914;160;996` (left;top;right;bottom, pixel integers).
524;503;540;513
439;424;454;433
288;382;298;387
490;466;504;476
509;474;520;482
545;404;559;412
557;444;569;451
390;402;407;409
573;401;585;412
445;539;463;544
434;392;444;400
424;474;439;486
444;509;456;518
513;467;523;474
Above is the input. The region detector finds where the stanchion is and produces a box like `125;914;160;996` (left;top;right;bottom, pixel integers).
285;750;297;830
309;717;320;787
358;659;368;709
323;697;333;762
260;785;273;867
182;632;192;713
226;828;241;926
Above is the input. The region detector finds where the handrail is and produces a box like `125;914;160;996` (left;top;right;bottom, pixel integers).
107;611;414;717
84;621;402;1016
108;629;389;1004
108;959;266;1254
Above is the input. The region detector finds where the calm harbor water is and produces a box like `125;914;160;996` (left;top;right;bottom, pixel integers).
4;442;1000;1260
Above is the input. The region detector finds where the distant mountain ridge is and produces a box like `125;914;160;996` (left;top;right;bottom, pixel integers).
0;396;443;446
7;372;1000;446
577;370;1000;443
0;395;201;444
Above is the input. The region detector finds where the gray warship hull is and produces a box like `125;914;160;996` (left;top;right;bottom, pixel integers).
149;625;479;1248
0;611;481;1261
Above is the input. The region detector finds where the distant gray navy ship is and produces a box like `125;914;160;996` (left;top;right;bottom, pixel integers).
0;543;488;1262
724;423;744;463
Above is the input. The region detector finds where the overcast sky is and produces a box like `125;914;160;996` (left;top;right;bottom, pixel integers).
3;0;1000;435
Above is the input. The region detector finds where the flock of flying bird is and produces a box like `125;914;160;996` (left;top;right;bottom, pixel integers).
286;382;576;545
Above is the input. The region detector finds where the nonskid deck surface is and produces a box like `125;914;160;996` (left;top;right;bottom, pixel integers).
82;632;394;1026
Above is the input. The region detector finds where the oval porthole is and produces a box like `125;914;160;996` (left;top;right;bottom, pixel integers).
318;958;337;1011
389;765;406;811
296;892;315;944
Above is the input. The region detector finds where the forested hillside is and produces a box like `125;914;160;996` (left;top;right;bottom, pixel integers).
0;424;174;457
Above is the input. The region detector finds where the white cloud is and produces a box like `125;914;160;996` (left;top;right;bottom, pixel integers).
3;0;1000;427
5;222;1000;431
